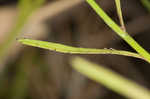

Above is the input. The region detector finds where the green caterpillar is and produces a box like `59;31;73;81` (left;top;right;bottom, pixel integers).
18;38;144;61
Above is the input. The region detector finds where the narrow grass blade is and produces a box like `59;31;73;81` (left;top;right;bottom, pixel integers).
18;38;146;61
71;57;150;99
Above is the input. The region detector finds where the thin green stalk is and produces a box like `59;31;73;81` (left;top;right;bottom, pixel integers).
86;0;150;63
71;57;150;99
115;0;126;31
18;38;146;61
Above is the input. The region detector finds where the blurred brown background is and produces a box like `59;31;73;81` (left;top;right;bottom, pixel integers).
0;0;150;99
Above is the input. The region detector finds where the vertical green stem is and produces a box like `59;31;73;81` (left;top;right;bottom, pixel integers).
86;0;150;63
115;0;126;31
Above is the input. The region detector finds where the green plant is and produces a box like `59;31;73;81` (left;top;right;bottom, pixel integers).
18;0;150;99
86;0;150;63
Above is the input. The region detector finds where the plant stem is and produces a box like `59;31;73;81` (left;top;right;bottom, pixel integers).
86;0;150;63
115;0;126;31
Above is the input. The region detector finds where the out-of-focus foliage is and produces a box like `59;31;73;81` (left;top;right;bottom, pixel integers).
71;57;150;99
141;0;150;12
0;0;44;61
